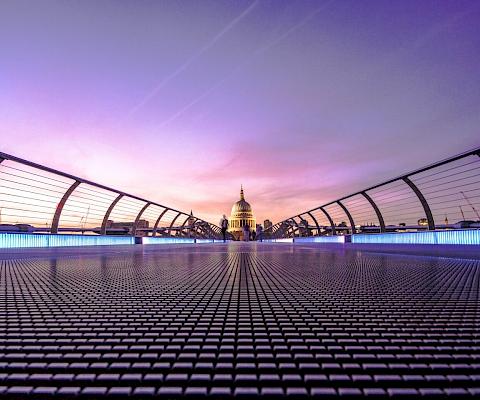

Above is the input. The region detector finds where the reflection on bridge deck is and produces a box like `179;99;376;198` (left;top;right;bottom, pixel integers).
1;242;479;398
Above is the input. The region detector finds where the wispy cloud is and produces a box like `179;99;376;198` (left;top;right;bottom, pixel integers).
124;0;259;120
156;0;335;129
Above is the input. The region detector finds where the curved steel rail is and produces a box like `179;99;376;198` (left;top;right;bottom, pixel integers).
273;147;480;238
0;151;221;239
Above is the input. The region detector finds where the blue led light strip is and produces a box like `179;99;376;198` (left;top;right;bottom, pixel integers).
0;233;134;248
352;229;480;245
294;236;345;244
142;237;195;245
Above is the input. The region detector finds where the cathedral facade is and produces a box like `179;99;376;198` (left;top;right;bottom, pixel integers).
228;186;256;240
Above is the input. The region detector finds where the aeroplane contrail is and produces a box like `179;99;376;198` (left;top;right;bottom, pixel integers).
156;0;335;129
124;0;259;119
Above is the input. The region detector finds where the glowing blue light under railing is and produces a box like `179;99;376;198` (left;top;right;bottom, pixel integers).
0;233;230;248
0;233;134;248
142;237;195;245
294;236;345;243
264;238;294;243
195;239;230;244
352;229;480;245
195;239;215;244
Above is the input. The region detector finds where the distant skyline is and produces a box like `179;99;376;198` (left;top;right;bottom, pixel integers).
1;0;479;224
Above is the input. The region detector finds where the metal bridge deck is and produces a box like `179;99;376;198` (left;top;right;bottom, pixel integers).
1;243;479;398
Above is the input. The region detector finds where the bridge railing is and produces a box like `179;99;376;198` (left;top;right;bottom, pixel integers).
0;151;222;239
272;147;480;238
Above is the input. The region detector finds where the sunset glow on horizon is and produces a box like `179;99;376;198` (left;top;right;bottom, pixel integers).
1;0;480;224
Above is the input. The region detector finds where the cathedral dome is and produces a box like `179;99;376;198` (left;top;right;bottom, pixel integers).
228;186;256;240
231;187;252;215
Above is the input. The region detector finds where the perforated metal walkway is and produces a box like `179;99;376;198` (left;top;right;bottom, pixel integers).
1;243;479;398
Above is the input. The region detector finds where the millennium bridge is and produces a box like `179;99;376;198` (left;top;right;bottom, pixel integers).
0;148;479;398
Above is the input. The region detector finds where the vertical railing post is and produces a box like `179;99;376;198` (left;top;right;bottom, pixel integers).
167;212;182;236
403;177;435;230
361;191;386;233
337;201;356;234
101;194;123;235
51;181;81;234
306;212;320;236
152;208;170;236
319;207;336;235
132;202;151;236
178;214;191;237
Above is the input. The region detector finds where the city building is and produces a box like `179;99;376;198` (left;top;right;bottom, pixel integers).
264;219;273;238
228;186;256;240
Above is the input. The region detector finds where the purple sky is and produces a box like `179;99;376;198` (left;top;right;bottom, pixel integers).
1;0;479;224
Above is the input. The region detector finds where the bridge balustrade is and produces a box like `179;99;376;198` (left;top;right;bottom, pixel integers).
0;152;222;239
272;147;480;238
